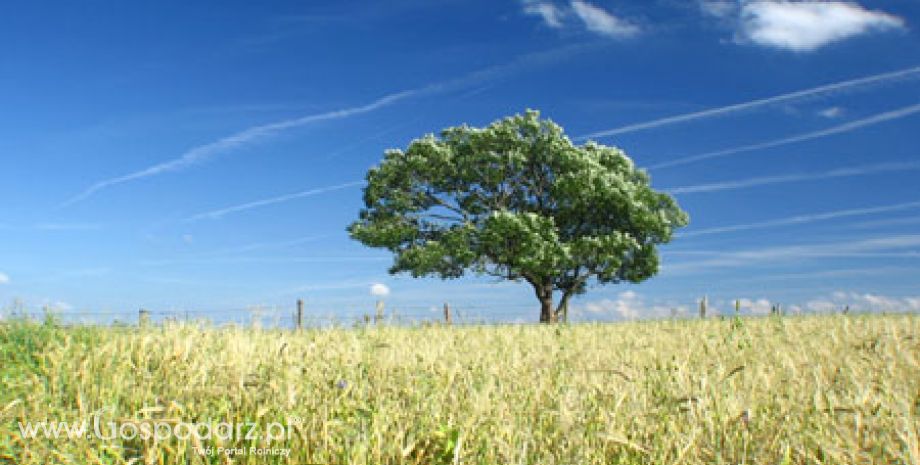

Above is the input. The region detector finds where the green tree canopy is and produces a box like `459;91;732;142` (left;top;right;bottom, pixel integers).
348;110;689;322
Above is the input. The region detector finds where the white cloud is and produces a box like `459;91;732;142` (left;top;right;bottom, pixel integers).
737;2;905;52
44;301;73;312
275;278;387;296
0;272;9;285
804;299;838;313
580;291;919;320
577;291;687;319
699;1;737;19
581;295;638;319
738;297;773;314
818;106;844;118
524;2;564;28
370;283;391;297
806;291;920;313
571;1;639;38
619;290;638;300
520;1;639;38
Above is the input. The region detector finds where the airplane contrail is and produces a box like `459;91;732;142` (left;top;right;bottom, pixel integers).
186;180;365;221
846;216;920;230
579;65;920;139
59;95;410;207
62;43;595;207
666;160;920;194
650;102;920;170
665;234;920;273
680;200;920;238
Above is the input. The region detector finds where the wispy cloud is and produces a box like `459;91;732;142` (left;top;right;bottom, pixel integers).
27;267;113;285
570;1;639;38
140;255;388;267
186;180;364;221
737;266;920;283
34;222;103;231
521;1;638;38
57;267;111;278
579;65;920;138
0;272;9;285
42;300;73;312
275;278;392;297
680;200;920;238
667;250;920;260
666;160;920;195
737;2;905;52
845;215;920;230
62;44;594;207
650;102;920;170
818;106;845;119
213;235;332;255
138;235;335;268
698;1;736;19
666;234;920;274
523;2;564;28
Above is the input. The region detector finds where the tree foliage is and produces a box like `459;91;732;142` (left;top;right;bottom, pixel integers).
348;110;689;322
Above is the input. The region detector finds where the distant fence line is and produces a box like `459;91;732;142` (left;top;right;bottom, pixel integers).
0;297;871;329
0;300;548;329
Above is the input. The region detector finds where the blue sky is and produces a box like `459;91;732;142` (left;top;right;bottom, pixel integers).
1;0;919;322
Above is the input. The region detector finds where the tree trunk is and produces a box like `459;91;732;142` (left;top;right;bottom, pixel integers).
539;293;554;323
555;291;572;324
529;277;556;324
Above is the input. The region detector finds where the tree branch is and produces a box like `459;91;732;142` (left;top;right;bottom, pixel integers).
554;271;590;318
425;190;468;221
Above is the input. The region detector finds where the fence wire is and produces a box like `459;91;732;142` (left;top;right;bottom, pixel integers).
0;302;571;328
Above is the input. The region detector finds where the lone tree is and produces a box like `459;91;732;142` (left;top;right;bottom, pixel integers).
348;111;689;323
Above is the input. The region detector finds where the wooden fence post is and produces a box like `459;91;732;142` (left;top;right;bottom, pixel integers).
375;300;385;324
443;303;451;325
699;296;708;319
296;299;304;331
139;309;150;328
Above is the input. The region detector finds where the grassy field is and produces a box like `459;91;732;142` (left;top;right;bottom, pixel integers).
1;314;918;464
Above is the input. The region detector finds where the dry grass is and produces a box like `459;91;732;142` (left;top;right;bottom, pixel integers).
1;314;918;464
